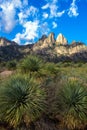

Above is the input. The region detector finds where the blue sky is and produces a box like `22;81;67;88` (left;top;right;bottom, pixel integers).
0;0;87;45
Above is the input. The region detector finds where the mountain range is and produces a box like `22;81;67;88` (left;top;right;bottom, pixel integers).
0;33;87;62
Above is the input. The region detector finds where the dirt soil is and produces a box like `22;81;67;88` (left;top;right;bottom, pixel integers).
0;70;13;77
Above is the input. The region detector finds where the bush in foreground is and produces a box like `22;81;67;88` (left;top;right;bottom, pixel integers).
19;55;43;75
55;81;87;130
0;75;46;128
6;60;17;70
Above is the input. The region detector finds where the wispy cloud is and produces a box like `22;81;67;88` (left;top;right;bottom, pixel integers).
68;0;79;17
57;10;65;17
42;3;49;10
40;22;50;35
41;0;65;18
18;6;38;24
42;13;49;19
50;4;58;18
52;22;58;28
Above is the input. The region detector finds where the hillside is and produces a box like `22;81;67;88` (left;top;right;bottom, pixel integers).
0;37;33;62
0;33;87;62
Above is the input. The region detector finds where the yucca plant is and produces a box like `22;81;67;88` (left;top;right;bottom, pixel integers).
18;55;43;76
55;81;87;130
41;62;61;79
0;74;46;128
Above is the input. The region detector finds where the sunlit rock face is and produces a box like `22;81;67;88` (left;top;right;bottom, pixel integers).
32;33;55;51
46;32;55;43
0;37;17;46
69;41;87;55
56;33;68;45
32;33;87;62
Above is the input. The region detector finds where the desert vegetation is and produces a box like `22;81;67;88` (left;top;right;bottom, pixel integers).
0;55;87;130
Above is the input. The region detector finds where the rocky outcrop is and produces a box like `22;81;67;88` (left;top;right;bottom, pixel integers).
0;37;17;46
69;42;86;55
33;33;55;51
56;33;68;45
38;35;47;41
46;32;55;43
32;33;87;62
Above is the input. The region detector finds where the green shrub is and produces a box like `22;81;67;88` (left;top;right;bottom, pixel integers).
6;60;17;70
76;62;83;67
18;55;43;75
0;75;46;128
55;81;87;130
41;62;61;78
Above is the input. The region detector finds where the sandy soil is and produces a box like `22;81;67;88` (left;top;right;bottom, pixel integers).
0;70;13;77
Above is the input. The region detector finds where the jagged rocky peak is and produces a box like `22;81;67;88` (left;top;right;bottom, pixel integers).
37;32;55;43
71;40;76;44
39;35;47;41
0;37;17;46
32;33;55;51
47;32;55;43
70;41;86;48
56;33;68;45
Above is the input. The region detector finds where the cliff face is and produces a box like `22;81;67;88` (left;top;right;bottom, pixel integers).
33;33;55;51
56;33;68;45
32;33;87;62
54;42;87;55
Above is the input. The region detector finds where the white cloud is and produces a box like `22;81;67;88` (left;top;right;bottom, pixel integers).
52;22;58;28
13;20;39;44
0;0;38;33
27;6;38;17
42;13;49;19
68;0;79;17
57;10;65;17
12;0;22;8
41;3;49;9
18;6;38;24
40;22;50;35
0;0;22;32
42;0;65;18
24;42;33;45
23;20;39;40
42;0;58;18
18;12;26;24
0;0;39;44
50;4;58;17
13;33;23;44
15;6;39;44
0;2;16;32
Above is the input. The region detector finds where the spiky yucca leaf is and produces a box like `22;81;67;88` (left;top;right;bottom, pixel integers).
56;81;87;130
0;75;46;127
19;55;43;74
